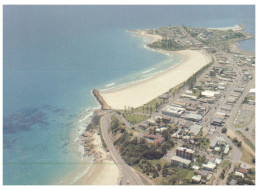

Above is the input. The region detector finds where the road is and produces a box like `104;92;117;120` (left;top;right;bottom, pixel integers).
100;113;144;185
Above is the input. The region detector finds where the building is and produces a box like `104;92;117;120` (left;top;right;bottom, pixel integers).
194;169;211;179
235;171;244;178
172;128;183;138
192;175;201;183
238;168;248;175
224;145;230;154
176;147;195;161
162;105;185;117
192;165;200;170
172;100;186;108
202;162;216;171
210;136;226;149
215;158;222;165
171;156;191;168
156;127;167;133
188;124;202;136
249;88;255;96
229;179;237;185
143;134;164;146
201;90;220;98
183;112;203;122
226;96;237;104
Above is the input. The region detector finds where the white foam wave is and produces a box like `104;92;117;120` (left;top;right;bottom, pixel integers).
105;82;116;87
142;67;155;74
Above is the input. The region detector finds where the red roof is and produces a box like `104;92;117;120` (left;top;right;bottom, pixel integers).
238;168;248;174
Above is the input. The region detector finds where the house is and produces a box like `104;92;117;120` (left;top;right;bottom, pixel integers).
201;90;220;98
238;168;248;175
249;88;255;96
202;162;216;171
229;179;237;185
156;127;167;133
192;175;201;183
224;145;230;154
235;171;244;178
192;165;200;170
139;123;149;130
215;158;222;165
194;169;211;179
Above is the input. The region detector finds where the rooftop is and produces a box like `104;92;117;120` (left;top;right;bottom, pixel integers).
171;156;192;165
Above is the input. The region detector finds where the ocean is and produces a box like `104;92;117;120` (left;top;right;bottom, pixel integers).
3;5;255;185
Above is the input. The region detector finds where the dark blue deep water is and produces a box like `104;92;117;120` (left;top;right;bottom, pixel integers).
3;5;255;185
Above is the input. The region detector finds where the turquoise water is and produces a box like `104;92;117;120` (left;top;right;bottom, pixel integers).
3;5;255;185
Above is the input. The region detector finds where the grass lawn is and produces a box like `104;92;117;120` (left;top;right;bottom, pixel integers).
221;159;231;170
240;146;255;165
236;130;255;151
123;113;150;124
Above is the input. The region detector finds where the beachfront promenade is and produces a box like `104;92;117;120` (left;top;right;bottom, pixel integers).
100;113;145;185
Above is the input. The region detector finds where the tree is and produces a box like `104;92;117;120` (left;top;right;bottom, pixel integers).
233;137;238;144
237;141;242;147
156;163;161;171
252;158;255;163
222;127;227;133
245;127;249;131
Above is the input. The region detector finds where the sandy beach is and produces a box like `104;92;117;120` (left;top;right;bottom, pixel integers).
75;130;119;185
100;47;212;109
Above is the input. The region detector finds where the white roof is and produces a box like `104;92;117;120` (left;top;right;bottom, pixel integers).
235;171;244;178
249;88;255;94
192;175;201;182
192;165;200;170
202;162;216;169
215;158;222;165
201;90;220;97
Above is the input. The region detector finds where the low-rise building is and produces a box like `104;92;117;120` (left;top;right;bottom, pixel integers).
224;145;230;154
162;105;185;117
202;162;216;171
188;124;203;136
192;175;201;183
235;171;244;178
171;156;191;168
183;112;203;122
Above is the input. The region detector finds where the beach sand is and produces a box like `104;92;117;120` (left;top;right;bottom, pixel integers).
77;131;119;185
100;49;212;110
74;159;119;185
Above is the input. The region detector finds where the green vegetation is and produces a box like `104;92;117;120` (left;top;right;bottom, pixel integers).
240;146;255;165
148;39;186;51
222;127;227;133
236;130;255;151
227;166;255;185
159;165;195;185
221;160;231;170
122;113;150;124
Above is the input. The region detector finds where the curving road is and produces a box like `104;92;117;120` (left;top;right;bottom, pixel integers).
100;113;144;185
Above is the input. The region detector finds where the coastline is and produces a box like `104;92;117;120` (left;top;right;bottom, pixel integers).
98;30;212;109
59;110;119;185
69;26;253;185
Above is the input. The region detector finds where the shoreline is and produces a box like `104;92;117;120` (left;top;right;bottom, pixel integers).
74;110;120;185
59;110;119;185
98;30;212;109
